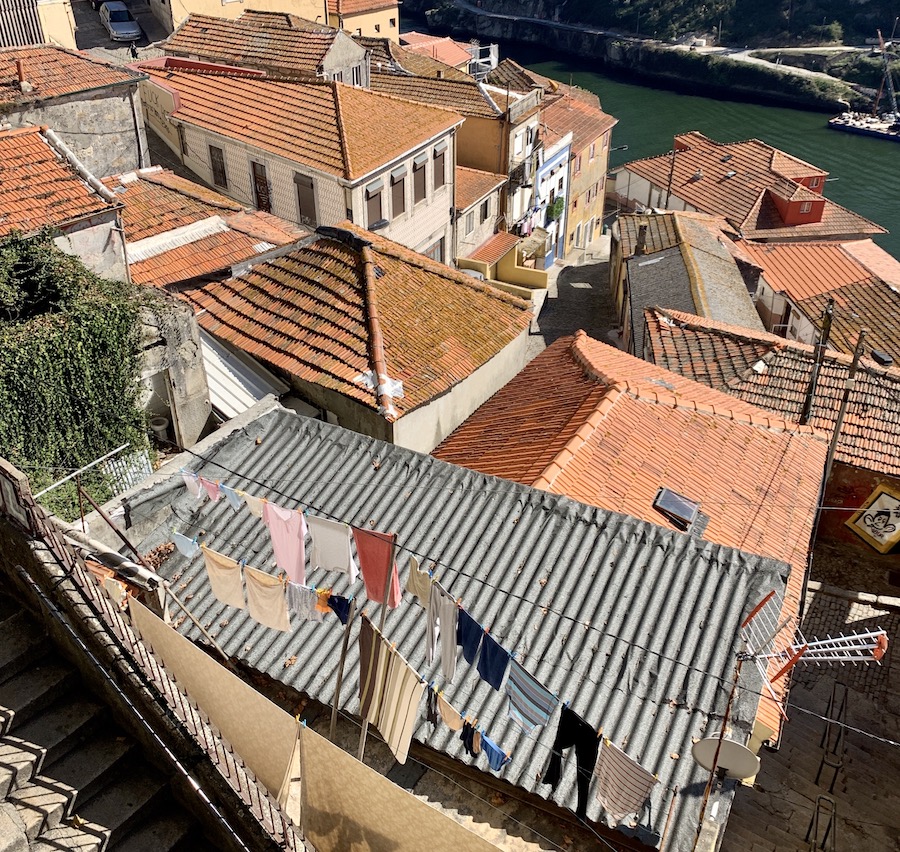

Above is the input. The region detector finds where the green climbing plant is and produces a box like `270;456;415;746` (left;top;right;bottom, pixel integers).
0;231;152;520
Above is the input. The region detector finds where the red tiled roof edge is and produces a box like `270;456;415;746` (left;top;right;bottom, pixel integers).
331;82;353;181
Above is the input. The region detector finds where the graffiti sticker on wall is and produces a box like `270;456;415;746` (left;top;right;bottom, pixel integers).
846;484;900;553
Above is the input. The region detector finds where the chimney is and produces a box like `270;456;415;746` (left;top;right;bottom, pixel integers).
15;59;33;93
634;224;648;256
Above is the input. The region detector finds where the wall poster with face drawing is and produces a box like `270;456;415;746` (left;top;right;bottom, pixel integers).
846;483;900;553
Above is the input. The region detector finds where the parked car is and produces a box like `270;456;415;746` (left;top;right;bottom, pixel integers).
98;1;142;41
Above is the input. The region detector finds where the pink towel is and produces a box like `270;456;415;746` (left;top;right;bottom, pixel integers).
263;501;307;584
199;477;221;502
352;528;401;608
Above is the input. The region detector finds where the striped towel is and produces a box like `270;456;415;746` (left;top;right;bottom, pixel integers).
505;658;558;733
594;739;658;822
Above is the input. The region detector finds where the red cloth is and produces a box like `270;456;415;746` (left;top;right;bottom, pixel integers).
352;528;401;608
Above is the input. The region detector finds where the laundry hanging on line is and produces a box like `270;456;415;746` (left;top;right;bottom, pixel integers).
202;545;245;610
199;477;221;503
181;471;202;499
426;580;458;681
219;483;243;512
542;704;599;821
244;565;291;632
480;733;511;772
593;738;658;823
456;608;483;665
173;532;200;558
307;514;358;582
263;501;307;585
476;631;510;691
287;582;323;623
353;528;401;608
505;658;559;734
405;555;432;607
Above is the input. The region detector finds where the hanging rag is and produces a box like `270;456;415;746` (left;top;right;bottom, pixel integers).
436;693;464;731
476;632;510;691
506;658;559;733
425;687;438;728
243;492;265;518
199;477;221;502
181;471;202;499
426;581;458;681
307;515;359;582
219;484;243;512
327;594;352;625
456;608;483;665
286;583;323;623
202;547;245;610
542;704;599;820
481;734;511;772
404;555;432;607
173;532;200;559
352;528;401;608
594;739;658;822
263;501;307;585
244;566;291;632
459;721;482;757
316;589;331;613
375;646;425;764
358;616;391;722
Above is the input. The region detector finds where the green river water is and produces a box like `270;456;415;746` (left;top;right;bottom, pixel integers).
512;47;900;257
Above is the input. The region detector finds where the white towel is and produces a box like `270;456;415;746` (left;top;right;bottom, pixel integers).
307;515;358;582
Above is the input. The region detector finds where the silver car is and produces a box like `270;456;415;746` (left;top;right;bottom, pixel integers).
99;2;142;42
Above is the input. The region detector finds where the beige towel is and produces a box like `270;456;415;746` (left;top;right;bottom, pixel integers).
242;492;265;518
202;547;245;610
376;647;425;764
404;555;432;607
244;565;291;631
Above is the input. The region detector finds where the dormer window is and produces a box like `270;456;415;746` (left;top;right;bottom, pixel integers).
800;201;812;214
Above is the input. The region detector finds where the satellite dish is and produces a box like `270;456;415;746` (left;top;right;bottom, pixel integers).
692;736;760;780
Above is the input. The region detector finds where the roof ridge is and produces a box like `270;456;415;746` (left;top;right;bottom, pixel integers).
331;81;353;181
359;244;397;421
673;217;712;317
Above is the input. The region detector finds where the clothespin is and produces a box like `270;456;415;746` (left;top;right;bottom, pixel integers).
597;726;604;739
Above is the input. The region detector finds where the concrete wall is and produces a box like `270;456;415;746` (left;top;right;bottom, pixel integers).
754;277;816;343
395;328;530;453
139;297;211;447
457;115;504;174
288;376;393;444
36;0;77;49
455;187;502;259
7;86;148;178
331;5;399;40
322;32;369;84
613;169;696;214
151;0;323;34
54;211;129;283
497;249;547;288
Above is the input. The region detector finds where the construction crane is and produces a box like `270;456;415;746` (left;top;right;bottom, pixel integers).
875;29;899;117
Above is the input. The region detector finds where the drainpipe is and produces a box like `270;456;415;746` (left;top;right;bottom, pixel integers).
799;297;834;425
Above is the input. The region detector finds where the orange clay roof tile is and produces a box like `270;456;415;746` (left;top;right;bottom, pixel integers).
467;230;520;264
540;94;617;154
455;166;506;211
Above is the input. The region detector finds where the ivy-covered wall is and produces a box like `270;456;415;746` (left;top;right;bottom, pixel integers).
0;233;151;519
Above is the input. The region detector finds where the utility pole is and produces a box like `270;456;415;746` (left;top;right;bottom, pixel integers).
799;298;834;425
824;329;867;483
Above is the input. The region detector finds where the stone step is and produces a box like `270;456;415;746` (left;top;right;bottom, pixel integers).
111;807;198;852
44;731;134;806
0;736;44;798
77;768;168;846
0;612;47;694
13;695;106;766
30;819;110;852
8;774;78;841
0;660;77;732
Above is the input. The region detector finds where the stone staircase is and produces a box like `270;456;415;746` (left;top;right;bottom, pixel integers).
0;591;216;852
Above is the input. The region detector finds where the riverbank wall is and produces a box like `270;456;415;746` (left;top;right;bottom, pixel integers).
415;1;863;111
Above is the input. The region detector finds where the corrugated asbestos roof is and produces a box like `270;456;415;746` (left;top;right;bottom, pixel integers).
124;403;786;850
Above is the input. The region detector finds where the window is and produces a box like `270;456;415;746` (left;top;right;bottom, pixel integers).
810;176;821;188
589;142;596;161
251;161;271;213
391;168;406;217
433;145;446;190
602;133;609;149
465;210;474;235
352;65;361;86
389;17;396;26
574;155;582;174
374;23;380;32
333;70;343;83
575;223;582;246
526;126;534;147
294;173;317;226
800;201;812;214
653;487;700;530
209;145;227;187
557;176;564;192
413;155;427;203
513;133;523;156
479;197;490;224
422;238;443;262
366;181;383;226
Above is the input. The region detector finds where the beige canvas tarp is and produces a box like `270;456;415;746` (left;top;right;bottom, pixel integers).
128;597;298;805
299;724;500;852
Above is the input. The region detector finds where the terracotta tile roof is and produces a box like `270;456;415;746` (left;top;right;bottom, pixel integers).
540;94;617;154
400;32;472;67
356;36;471;80
742;240;871;301
434;331;824;574
467;230;519;264
102;167;306;286
182;222;531;417
369;71;507;118
163;12;344;78
0;45;142;107
138;62;462;181
455;166;506;211
327;0;396;15
622;132;885;239
486;57;557;94
0;126;117;238
618;212;680;255
644;307;900;476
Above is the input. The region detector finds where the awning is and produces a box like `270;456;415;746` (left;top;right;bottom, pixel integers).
200;330;289;420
